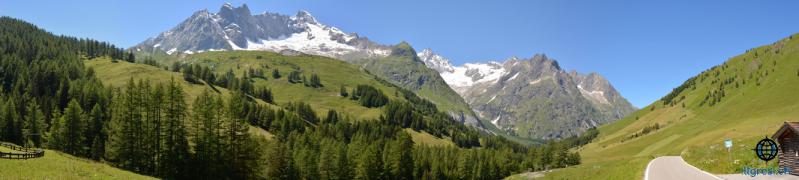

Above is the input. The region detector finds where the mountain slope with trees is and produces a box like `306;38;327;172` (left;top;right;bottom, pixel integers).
0;16;593;179
131;3;485;131
533;33;799;179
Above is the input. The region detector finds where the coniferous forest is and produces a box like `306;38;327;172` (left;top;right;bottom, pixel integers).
0;16;588;179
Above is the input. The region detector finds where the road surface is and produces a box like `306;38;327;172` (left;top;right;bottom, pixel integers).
645;156;721;180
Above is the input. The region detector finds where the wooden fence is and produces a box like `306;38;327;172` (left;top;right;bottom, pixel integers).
0;142;44;159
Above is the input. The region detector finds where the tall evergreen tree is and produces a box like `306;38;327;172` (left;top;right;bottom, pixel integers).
340;85;348;97
88;104;106;160
23;101;45;147
59;99;86;156
272;69;281;79
160;79;191;179
2;98;20;144
266;142;295;180
356;144;383;180
107;80;144;171
47;109;63;150
191;90;225;178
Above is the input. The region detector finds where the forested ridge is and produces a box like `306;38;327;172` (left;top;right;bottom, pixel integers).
0;16;588;179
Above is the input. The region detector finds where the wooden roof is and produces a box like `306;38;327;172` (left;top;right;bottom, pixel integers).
772;122;799;140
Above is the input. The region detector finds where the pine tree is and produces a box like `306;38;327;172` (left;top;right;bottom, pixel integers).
23;101;45;147
266;142;295;179
191;90;225;178
160;79;191;179
333;141;351;179
310;73;322;88
256;86;274;103
145;82;164;175
60;99;86;156
272;69;281;79
223;91;261;179
318;138;347;180
392;131;414;179
107;80;145;171
324;109;339;124
47;109;63;150
356;144;382;179
87;104;106;160
2;99;20;144
126;51;136;62
340;85;348;97
288;71;301;83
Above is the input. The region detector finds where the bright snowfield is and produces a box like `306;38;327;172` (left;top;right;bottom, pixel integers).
418;49;508;93
441;61;506;89
237;12;373;57
223;11;359;57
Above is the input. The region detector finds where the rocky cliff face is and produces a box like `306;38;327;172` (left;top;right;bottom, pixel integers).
419;50;636;139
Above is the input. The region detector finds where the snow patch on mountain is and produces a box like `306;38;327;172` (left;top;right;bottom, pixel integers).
437;62;506;88
244;22;358;57
529;77;545;85
166;48;177;55
577;84;610;105
507;73;520;81
491;115;501;127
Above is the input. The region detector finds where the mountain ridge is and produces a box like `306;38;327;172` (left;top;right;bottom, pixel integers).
418;49;636;139
132;3;486;130
132;3;391;58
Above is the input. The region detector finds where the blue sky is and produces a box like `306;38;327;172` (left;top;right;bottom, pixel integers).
1;0;797;107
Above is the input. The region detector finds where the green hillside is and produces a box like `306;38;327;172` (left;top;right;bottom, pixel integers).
529;34;799;179
2;16;568;179
135;45;479;126
180;51;410;120
0;146;154;179
348;43;479;122
85;58;276;140
103;51;459;145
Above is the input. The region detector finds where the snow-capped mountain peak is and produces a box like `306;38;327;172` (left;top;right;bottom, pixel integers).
133;3;391;58
417;48;455;73
418;50;636;139
294;10;318;24
222;2;233;9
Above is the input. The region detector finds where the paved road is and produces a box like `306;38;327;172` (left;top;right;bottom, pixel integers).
645;156;721;180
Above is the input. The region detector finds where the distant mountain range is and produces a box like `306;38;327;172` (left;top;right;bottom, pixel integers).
132;3;391;59
418;49;635;139
132;3;635;139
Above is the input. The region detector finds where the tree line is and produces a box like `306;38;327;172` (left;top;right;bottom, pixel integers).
0;16;588;179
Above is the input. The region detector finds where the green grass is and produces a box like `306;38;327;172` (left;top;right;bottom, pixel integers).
87;57;231;106
404;128;455;147
183;51;409;120
523;34;799;179
0;146;154;179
